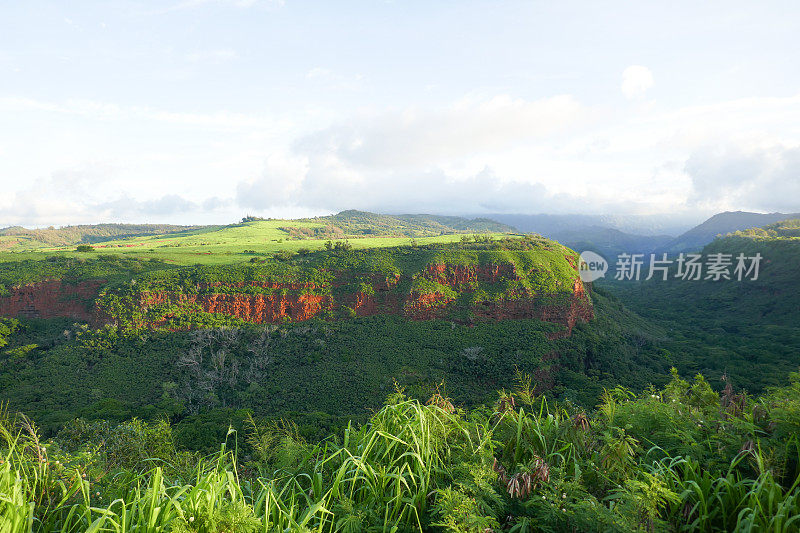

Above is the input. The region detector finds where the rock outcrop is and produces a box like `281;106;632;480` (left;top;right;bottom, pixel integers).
0;261;594;336
0;280;104;322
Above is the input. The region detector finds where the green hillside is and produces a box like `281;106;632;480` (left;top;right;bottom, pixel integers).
608;222;800;391
0;223;207;249
0;237;671;446
300;210;515;236
2;217;799;531
728;217;800;239
658;211;800;253
0;211;517;266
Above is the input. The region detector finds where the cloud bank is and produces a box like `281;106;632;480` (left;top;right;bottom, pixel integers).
621;66;655;100
2;90;800;227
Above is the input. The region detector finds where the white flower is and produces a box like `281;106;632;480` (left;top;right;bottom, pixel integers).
189;517;195;523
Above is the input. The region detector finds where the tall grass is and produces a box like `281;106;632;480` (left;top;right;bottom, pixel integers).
2;371;800;532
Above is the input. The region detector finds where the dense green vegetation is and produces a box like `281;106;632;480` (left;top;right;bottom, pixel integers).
0;237;582;332
0;223;206;249
608;226;800;393
0;255;173;294
1;217;799;530
0;284;669;450
0;317;19;347
728;217;800;239
3;368;800;532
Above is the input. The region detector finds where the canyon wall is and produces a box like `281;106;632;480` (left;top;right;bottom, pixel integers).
0;261;594;335
0;280;104;322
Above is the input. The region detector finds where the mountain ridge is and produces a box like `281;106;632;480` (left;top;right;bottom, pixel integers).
657;210;800;253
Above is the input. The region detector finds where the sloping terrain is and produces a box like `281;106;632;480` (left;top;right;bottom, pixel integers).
0;223;207;249
550;225;673;259
299;210;515;236
0;211;516;265
0;237;590;334
0;237;676;441
609;219;800;391
657;210;800;253
484;212;695;237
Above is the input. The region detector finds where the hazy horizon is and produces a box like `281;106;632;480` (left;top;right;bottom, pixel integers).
2;1;799;227
9;208;796;239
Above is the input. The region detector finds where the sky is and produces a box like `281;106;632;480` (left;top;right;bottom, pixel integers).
1;0;799;227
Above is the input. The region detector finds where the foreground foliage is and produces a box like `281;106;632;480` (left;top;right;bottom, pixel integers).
2;369;799;532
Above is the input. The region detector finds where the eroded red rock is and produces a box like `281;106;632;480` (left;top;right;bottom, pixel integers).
0;263;594;336
0;280;105;323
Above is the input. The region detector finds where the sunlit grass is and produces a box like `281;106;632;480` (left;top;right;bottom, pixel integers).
1;220;515;265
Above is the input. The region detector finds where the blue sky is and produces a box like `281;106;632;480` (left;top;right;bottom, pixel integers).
1;1;799;226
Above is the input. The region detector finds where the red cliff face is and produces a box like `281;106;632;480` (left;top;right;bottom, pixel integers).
136;288;334;326
411;264;594;335
467;295;593;339
404;292;455;320
540;279;595;339
0;263;594;336
422;263;516;286
0;280;104;323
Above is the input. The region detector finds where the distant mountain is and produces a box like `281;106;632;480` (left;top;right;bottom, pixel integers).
658;211;800;253
482;213;697;238
552;226;674;260
300;210;516;236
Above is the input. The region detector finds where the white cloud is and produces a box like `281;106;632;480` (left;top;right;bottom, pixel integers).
4;89;800;226
231;93;599;215
0;185;233;227
684;143;800;213
294;94;586;169
233;91;800;217
306;67;332;79
621;65;654;100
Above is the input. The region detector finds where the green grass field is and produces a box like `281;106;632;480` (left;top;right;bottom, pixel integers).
0;220;517;266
